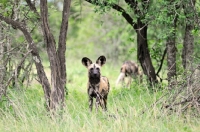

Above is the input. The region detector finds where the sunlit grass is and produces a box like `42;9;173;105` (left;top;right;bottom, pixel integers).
0;58;200;132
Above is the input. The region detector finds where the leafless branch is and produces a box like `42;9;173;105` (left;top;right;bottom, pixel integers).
25;0;40;17
2;50;32;96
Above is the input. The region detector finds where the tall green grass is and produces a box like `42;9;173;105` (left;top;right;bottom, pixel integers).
0;59;199;132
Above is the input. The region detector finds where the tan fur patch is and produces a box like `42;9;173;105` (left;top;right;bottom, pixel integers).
99;76;109;95
116;61;143;87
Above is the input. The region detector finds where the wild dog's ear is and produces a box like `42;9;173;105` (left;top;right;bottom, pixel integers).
82;57;92;67
96;55;106;66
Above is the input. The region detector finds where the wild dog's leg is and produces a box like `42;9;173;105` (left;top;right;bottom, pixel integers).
89;96;93;112
139;72;143;84
122;76;125;86
95;96;100;112
127;75;132;87
88;88;94;112
103;96;107;111
99;97;106;111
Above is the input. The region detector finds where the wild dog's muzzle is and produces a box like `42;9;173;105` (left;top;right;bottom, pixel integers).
89;68;100;78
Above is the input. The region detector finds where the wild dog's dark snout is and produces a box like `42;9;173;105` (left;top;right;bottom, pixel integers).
90;67;100;77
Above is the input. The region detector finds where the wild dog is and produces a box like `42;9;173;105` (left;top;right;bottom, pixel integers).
82;56;110;112
116;61;143;87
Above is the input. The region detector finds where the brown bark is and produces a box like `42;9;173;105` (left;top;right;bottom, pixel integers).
166;2;178;88
182;25;194;70
40;0;62;110
40;0;71;111
57;0;71;96
0;22;5;99
182;0;195;70
137;20;157;84
166;35;177;85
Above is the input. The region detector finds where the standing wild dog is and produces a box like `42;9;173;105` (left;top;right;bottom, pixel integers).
116;61;143;87
82;56;110;112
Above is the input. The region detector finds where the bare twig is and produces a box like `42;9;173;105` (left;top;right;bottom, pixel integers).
162;65;200;115
3;50;32;96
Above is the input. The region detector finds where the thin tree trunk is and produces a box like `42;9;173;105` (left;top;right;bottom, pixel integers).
40;0;64;110
182;25;194;70
166;3;178;88
57;0;72;100
40;0;71;111
182;0;195;71
137;20;157;84
166;36;176;85
0;22;5;99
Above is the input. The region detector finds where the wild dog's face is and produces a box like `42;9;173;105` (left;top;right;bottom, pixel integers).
86;63;101;79
82;56;106;80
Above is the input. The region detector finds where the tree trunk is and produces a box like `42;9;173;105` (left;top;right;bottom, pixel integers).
40;0;63;111
182;0;195;71
166;4;178;88
137;19;157;84
40;0;71;111
57;0;71;99
182;25;194;70
166;36;176;86
0;22;5;99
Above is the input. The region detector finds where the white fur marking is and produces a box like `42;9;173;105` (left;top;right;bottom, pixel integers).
116;72;125;85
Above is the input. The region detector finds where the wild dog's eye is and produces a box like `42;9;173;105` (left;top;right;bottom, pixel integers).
96;67;100;70
90;68;93;71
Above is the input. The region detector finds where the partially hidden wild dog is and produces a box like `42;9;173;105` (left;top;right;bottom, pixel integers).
116;61;143;87
82;56;110;112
